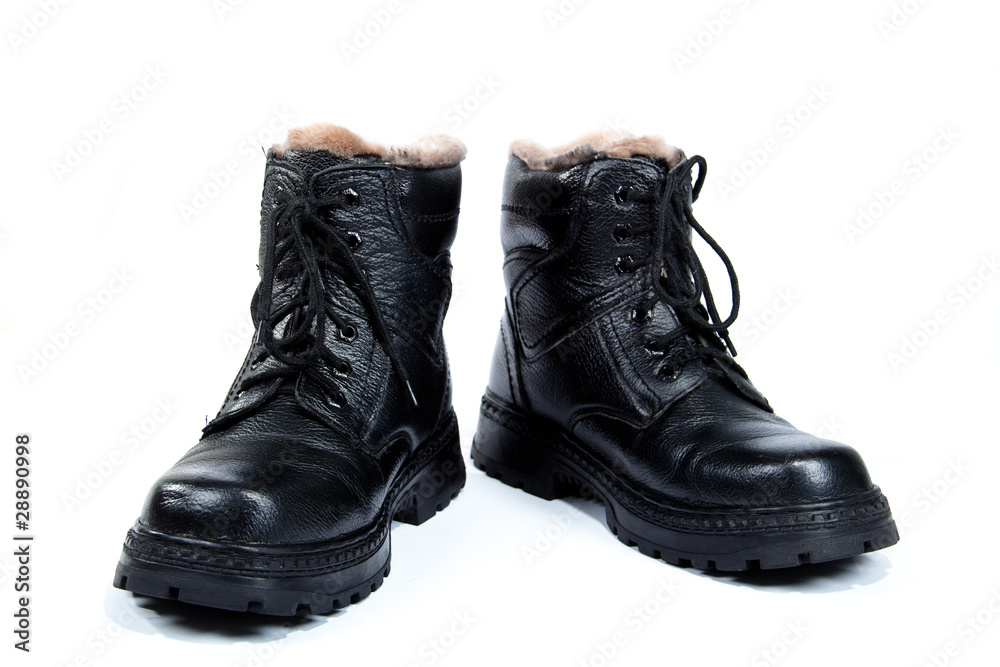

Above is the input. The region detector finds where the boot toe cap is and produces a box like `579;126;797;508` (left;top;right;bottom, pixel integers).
137;435;382;544
690;433;875;508
139;476;278;543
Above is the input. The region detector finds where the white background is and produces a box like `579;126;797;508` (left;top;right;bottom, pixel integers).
2;1;998;665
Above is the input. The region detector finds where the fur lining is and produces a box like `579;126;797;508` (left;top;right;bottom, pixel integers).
510;130;683;172
272;123;466;169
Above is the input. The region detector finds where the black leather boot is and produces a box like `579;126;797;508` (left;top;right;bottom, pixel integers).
114;125;467;614
473;131;898;570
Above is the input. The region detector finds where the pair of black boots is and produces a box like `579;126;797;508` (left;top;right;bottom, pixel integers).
114;124;898;616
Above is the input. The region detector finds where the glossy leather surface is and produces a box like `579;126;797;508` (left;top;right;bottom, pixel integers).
486;155;874;509
140;150;461;544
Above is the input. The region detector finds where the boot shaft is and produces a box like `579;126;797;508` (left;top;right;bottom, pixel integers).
209;126;465;446
258;149;462;348
499;154;673;357
488;134;766;430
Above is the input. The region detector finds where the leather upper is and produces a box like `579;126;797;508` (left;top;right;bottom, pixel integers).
140;151;460;544
486;155;874;509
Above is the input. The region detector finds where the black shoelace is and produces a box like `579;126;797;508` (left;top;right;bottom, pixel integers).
614;155;747;378
238;181;416;409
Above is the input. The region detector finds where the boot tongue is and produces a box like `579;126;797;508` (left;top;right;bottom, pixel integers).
630;155;673;172
254;150;363;323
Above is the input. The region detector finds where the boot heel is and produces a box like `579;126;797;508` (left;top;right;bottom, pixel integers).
471;399;580;501
392;420;466;526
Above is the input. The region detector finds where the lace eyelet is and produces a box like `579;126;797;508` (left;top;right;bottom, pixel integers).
335;361;352;376
615;255;636;274
343;188;360;207
613;224;631;241
339;324;357;342
272;188;290;207
630;307;650;323
328;391;347;408
660;366;682;382
614;184;631;204
346;231;362;249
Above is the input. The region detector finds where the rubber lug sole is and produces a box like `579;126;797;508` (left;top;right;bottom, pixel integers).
472;398;898;572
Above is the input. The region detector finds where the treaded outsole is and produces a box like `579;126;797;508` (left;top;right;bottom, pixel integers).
471;400;899;572
115;560;392;616
114;488;463;616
